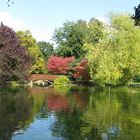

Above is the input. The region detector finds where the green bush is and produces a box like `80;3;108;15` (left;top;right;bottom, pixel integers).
54;76;70;85
133;74;140;82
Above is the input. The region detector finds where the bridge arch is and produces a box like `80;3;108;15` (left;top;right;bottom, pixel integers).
28;74;59;87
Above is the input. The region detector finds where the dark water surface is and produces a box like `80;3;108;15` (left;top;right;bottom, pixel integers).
0;85;140;140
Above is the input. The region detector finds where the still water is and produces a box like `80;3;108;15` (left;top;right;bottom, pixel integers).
0;85;140;140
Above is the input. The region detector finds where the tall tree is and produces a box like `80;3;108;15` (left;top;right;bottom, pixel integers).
37;41;54;60
53;20;88;59
86;18;104;44
132;4;140;26
53;18;104;59
17;30;46;74
86;14;140;86
0;23;31;82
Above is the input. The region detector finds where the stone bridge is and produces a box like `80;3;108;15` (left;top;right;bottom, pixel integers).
28;74;59;87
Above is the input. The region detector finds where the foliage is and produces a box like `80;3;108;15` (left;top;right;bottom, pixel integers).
37;41;54;60
53;20;88;59
17;30;46;74
86;18;105;44
86;14;140;86
54;76;70;85
73;59;90;81
47;56;75;74
53;18;104;59
0;23;31;83
133;73;140;82
132;4;140;26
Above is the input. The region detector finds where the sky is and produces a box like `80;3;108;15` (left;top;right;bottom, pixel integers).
0;0;139;42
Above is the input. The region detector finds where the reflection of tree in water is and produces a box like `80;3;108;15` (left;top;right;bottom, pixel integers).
27;87;48;119
81;87;140;140
1;86;140;140
52;110;84;140
50;87;140;140
0;87;34;140
47;94;69;111
49;87;91;140
45;86;89;112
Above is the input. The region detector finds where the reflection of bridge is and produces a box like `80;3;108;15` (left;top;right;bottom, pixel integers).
28;74;59;87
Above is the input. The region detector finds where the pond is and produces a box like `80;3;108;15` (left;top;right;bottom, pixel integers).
0;85;140;140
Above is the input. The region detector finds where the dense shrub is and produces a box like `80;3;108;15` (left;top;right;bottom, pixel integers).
54;76;70;85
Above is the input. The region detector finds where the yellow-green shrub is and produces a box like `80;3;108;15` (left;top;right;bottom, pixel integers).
54;76;70;85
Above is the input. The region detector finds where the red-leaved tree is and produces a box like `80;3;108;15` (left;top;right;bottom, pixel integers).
47;56;75;74
73;59;90;81
0;23;31;82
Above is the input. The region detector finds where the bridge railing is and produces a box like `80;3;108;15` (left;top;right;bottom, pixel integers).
28;74;60;82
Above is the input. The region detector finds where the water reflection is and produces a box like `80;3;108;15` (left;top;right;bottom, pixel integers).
0;86;140;140
0;87;34;140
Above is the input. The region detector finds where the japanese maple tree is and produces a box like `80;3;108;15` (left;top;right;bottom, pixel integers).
47;56;74;74
73;59;90;81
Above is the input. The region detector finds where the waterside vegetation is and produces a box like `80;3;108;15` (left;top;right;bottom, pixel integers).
1;4;140;87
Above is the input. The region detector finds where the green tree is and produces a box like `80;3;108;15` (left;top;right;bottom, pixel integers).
86;18;104;44
53;18;104;60
53;20;88;59
17;30;46;74
86;14;140;86
37;41;54;60
132;4;140;26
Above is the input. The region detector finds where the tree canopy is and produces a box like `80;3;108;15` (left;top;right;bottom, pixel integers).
37;41;54;60
86;14;140;86
86;18;104;44
133;4;140;26
53;20;87;59
1;4;140;86
53;18;104;60
0;23;31;82
47;56;75;74
17;30;46;74
73;59;90;81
